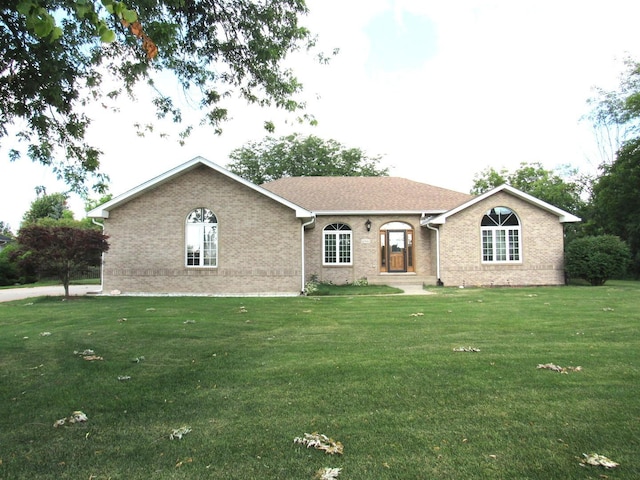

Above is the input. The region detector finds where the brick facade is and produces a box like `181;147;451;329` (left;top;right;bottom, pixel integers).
93;160;576;295
437;191;567;287
101;165;303;295
305;215;436;285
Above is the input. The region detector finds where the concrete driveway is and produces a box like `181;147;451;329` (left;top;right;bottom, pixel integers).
0;285;100;303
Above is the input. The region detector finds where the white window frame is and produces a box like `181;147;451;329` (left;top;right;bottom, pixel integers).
323;223;353;266
185;208;218;268
481;207;521;263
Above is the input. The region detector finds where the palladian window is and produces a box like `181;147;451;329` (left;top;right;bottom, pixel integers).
323;223;352;265
481;207;521;263
186;208;218;267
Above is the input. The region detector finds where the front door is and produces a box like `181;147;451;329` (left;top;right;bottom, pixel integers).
388;230;407;272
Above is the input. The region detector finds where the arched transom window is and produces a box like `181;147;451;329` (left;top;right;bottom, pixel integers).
481;207;521;263
323;223;352;265
186;208;218;267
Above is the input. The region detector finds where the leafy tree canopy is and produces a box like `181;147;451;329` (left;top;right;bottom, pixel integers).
585;57;640;164
227;133;389;184
21;191;73;225
591;137;640;273
15;223;109;296
0;220;12;237
2;0;322;194
470;162;586;214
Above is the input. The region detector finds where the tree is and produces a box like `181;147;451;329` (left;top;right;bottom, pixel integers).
585;57;640;165
565;235;630;286
227;133;388;184
0;220;12;237
2;1;323;193
15;223;109;297
21;191;72;225
590;137;640;276
471;162;586;214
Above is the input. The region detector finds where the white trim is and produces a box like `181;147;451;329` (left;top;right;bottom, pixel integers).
315;210;446;216
421;184;581;225
87;156;314;219
322;223;353;266
480;226;522;264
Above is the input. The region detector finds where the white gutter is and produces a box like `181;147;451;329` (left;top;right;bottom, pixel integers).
92;218;105;292
300;215;316;293
424;218;442;285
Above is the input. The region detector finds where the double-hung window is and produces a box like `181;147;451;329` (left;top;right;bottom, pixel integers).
323;223;352;265
481;207;521;263
186;208;218;267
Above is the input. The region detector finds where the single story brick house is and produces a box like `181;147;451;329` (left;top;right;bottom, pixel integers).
88;156;580;295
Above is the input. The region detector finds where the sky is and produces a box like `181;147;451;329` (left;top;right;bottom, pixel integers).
3;0;640;231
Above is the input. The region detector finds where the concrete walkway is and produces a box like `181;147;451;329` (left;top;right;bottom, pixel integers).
0;285;99;303
388;284;435;295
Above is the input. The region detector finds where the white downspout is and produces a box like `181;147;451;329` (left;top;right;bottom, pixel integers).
425;220;442;285
300;215;316;293
92;218;105;292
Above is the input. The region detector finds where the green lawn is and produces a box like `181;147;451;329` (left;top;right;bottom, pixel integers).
0;282;638;479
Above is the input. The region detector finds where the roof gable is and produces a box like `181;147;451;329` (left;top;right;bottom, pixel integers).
423;184;581;225
87;157;313;219
262;176;472;213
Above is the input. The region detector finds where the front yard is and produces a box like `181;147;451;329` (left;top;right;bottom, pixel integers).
0;282;638;479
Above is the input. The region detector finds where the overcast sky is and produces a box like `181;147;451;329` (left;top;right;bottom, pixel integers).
3;0;640;230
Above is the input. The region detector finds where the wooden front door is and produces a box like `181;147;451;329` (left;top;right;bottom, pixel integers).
388;230;407;272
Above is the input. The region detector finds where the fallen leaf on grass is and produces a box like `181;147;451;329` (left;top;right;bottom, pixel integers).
74;349;95;356
537;363;582;374
314;467;341;479
453;346;481;352
53;410;88;427
580;453;619;469
294;432;344;455
74;349;103;361
83;355;103;361
169;426;192;440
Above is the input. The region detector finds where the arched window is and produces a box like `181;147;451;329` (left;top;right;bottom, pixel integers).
186;208;218;267
323;223;352;265
481;207;521;262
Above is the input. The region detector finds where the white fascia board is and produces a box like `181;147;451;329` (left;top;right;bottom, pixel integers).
313;210;447;216
423;184;581;225
87;156;313;219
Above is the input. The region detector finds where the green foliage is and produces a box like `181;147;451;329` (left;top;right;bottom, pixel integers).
0;220;12;236
585;57;640;164
565;235;631;285
590;137;640;275
21;192;72;225
227;133;388;184
471;162;586;215
15;224;109;295
0;243;19;286
2;0;321;193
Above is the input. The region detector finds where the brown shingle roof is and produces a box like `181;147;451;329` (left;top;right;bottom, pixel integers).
262;177;472;212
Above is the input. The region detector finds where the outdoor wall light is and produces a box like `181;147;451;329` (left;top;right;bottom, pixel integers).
365;219;372;232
